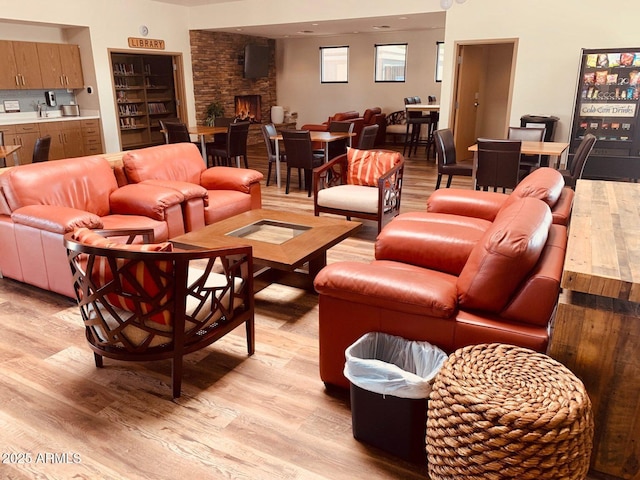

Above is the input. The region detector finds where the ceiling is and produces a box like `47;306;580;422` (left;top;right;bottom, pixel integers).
150;0;446;38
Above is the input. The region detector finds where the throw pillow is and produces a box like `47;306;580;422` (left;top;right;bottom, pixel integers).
346;147;402;186
72;228;174;326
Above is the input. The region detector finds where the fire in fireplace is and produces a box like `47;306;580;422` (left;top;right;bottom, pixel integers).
234;95;262;123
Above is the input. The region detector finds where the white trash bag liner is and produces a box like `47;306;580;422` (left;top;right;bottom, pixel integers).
344;332;448;399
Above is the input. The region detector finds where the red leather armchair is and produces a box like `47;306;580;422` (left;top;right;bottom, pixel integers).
362;108;387;146
315;195;567;389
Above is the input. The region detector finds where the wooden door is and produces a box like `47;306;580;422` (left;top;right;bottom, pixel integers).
59;44;84;88
453;44;483;161
13;42;43;89
37;43;64;88
0;41;20;89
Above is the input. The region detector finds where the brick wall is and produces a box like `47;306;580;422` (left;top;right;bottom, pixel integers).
190;31;277;144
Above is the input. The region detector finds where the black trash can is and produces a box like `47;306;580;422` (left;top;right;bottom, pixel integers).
520;114;560;167
344;332;447;464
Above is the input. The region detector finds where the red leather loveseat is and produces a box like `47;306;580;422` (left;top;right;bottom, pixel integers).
314;167;569;388
302;108;385;148
0;155;184;297
115;143;263;232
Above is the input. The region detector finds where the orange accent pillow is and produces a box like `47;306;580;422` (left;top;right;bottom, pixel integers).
346;147;402;186
72;228;174;326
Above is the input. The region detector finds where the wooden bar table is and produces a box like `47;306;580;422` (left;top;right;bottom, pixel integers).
548;179;640;480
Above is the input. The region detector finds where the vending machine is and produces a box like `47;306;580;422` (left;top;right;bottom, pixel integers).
570;47;640;180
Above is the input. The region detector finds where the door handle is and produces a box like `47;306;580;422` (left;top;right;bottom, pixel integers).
474;102;479;107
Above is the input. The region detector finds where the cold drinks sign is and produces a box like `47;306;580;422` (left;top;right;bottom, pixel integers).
580;103;636;117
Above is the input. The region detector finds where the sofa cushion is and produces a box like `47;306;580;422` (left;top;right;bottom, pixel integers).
346;147;402;186
363;107;382;124
457;197;551;313
73;228;174;325
123;143;205;184
316;184;379;214
329;111;360;123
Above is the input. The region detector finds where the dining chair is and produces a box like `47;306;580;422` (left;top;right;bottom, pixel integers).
325;120;354;160
281;129;325;196
507;126;546;178
434;128;473;189
403;96;431;158
32;135;51;163
358;124;379;150
208;121;250;168
476;138;522;192
158;118;181;144
559;133;596;189
261;123;287;186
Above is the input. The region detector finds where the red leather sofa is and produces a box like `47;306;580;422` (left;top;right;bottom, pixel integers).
302;109;386;148
0;143;263;298
362;107;387;146
115;143;263;232
314;168;569;389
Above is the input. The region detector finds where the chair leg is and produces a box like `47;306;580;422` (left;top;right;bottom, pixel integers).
246;317;255;356
305;169;312;197
266;161;273;186
446;175;453;188
286;167;291;194
435;174;442;189
94;353;103;368
242;155;249;169
171;354;183;399
403;124;412;156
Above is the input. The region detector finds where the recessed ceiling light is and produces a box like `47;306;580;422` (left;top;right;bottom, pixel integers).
297;30;314;34
373;25;391;29
311;23;319;26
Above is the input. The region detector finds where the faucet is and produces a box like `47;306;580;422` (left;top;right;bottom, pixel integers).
36;101;43;118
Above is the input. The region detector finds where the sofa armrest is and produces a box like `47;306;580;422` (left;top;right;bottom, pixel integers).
427;188;508;222
200;166;263;194
11;205;103;234
551;187;574;226
300;123;329;132
314;260;458;318
110;183;185;221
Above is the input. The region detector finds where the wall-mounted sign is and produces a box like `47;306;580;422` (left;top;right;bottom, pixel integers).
579;102;636;117
128;37;165;50
3;100;20;113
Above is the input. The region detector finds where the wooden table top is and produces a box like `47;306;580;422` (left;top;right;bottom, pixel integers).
171;209;360;271
0;145;21;157
271;131;355;142
468;140;569;157
405;104;440;111
561;179;640;302
188;125;228;136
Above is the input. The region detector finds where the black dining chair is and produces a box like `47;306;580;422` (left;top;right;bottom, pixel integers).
208;121;250;168
434;128;473;189
476;138;522;192
507;126;546;178
358;124;379;150
559;133;596;189
281;129;324;196
403;96;431;158
32;135;52;163
261;123;287;186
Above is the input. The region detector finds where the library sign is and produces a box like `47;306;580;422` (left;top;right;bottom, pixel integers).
128;37;165;50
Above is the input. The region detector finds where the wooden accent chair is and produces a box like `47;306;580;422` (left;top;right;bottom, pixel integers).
64;228;255;398
313;148;404;233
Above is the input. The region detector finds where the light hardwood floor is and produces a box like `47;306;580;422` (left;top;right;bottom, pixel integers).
0;142;601;479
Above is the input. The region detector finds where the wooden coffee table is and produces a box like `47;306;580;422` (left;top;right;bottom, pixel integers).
171;209;361;292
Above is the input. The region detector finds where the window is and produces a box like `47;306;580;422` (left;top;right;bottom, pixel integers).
435;42;445;82
321;46;348;83
375;44;407;82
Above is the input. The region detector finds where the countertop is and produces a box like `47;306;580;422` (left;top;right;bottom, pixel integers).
0;110;100;126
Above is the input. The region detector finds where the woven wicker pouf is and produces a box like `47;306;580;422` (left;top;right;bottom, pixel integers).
426;343;594;480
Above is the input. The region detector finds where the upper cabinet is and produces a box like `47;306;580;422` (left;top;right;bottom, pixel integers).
37;43;84;89
0;41;43;89
0;40;84;90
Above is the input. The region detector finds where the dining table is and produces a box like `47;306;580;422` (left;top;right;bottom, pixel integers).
270;131;355;188
405;103;440;112
0;144;22;168
188;125;229;163
468;140;569;190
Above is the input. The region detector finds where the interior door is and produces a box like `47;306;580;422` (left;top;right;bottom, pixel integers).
453;45;484;161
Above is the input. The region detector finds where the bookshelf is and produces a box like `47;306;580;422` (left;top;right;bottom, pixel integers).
111;52;178;150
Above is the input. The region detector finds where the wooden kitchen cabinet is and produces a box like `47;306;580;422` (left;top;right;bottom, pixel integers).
1;41;44;90
37;43;84;89
39;121;84;160
81;119;103;156
12;124;40;164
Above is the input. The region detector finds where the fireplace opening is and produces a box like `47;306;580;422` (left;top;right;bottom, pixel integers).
235;95;262;123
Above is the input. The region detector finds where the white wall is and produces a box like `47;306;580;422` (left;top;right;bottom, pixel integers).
439;0;640;142
276;29;444;126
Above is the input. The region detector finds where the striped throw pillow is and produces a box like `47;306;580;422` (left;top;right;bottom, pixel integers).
346;147;402;186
